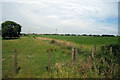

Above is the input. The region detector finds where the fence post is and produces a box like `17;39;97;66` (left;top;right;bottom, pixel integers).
14;49;17;74
48;49;51;71
72;46;74;64
92;48;94;59
110;47;112;53
75;48;77;65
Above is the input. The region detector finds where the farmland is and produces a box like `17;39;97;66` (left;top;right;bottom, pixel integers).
2;0;120;78
2;35;120;78
39;35;118;46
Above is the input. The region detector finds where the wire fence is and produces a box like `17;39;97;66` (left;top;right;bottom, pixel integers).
2;42;115;78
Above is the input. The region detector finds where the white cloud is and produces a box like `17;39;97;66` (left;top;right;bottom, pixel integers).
2;0;118;35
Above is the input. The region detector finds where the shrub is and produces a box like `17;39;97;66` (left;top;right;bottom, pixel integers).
50;40;56;44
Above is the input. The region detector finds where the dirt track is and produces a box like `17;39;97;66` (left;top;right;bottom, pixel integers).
36;37;74;46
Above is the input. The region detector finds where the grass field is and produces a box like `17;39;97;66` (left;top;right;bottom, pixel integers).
38;35;118;46
2;37;71;78
2;35;120;78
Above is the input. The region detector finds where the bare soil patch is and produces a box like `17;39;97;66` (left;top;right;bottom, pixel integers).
36;37;74;46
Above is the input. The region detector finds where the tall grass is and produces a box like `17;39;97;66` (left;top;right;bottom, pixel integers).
42;44;120;78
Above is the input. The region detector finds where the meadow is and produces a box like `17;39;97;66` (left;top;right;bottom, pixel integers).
2;35;120;78
2;36;71;78
38;35;119;52
39;35;118;46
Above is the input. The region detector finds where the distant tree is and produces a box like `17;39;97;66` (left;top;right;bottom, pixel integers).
71;34;76;36
101;34;115;37
77;34;81;36
1;21;22;39
65;34;70;36
88;34;92;36
82;34;87;36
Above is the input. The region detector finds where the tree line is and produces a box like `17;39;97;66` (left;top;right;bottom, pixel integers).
22;33;117;37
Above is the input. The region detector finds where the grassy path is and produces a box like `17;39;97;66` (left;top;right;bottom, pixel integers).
36;37;75;46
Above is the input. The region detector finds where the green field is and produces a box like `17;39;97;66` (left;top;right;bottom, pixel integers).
39;35;118;46
38;35;119;52
2;35;120;78
2;37;71;78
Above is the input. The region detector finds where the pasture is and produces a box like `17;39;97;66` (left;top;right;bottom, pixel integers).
39;35;118;47
2;35;120;78
2;37;71;78
39;35;119;52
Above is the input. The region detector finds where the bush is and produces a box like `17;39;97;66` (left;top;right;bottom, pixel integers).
100;44;120;58
50;40;56;44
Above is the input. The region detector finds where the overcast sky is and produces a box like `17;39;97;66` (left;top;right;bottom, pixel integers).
1;0;119;35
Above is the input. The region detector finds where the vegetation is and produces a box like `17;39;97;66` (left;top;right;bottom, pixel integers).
38;35;118;46
1;21;22;39
50;40;56;44
2;35;120;78
2;37;71;78
41;43;120;78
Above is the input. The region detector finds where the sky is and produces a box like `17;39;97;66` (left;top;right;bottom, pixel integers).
1;0;119;35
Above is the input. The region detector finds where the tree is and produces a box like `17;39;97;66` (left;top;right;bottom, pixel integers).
1;21;22;39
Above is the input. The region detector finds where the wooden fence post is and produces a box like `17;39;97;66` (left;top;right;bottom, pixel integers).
48;49;51;71
72;46;74;64
75;48;77;65
14;49;17;74
92;48;94;59
110;47;112;53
